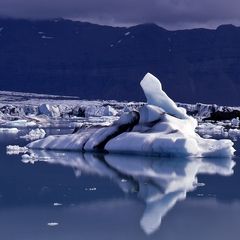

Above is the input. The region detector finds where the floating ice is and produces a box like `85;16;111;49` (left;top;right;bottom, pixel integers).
84;187;97;191
47;222;59;227
84;105;118;117
21;128;46;141
39;104;60;117
6;145;28;155
53;203;62;206
231;117;239;127
196;122;225;136
228;129;240;138
0;128;19;134
5;119;36;127
28;73;235;158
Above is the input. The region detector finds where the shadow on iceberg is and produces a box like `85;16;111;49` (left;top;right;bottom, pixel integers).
27;73;235;158
23;150;235;234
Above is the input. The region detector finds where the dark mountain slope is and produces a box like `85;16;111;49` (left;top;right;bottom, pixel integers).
0;18;240;105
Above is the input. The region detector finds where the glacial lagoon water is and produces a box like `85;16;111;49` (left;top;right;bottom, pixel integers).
0;129;240;240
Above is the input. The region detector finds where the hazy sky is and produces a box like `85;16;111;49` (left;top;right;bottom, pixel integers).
0;0;240;29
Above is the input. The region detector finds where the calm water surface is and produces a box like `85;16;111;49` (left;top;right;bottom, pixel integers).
0;129;239;240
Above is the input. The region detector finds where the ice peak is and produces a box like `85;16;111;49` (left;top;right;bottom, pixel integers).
140;73;187;119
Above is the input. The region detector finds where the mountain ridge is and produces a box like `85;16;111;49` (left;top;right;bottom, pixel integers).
0;18;240;105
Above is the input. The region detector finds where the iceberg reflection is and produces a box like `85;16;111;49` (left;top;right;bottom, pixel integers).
24;150;235;234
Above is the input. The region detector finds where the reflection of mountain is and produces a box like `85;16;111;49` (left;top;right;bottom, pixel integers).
27;150;235;234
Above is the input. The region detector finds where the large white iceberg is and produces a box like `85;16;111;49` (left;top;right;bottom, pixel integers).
28;73;235;157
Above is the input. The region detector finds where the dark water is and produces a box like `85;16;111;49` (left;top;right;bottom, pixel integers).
0;131;239;240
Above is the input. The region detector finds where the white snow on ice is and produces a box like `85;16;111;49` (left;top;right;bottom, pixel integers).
6;145;28;155
21;128;46;141
4;120;36;127
47;222;59;227
0;128;19;134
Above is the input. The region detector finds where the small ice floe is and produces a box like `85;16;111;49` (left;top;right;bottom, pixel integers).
124;32;131;36
47;222;59;227
21;128;46;141
228;128;240;138
38;104;60;117
103;105;118;116
84;105;118;117
197;193;204;197
6;145;28;155
53;203;62;206
196;122;225;136
84;187;96;191
6;119;36;127
231;117;239;127
0;128;19;134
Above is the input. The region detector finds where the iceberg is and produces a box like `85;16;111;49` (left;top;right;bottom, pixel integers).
28;73;235;157
84;105;118;117
0;127;19;134
20;128;46;141
140;73;187;119
38;103;60;117
6;145;28;155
